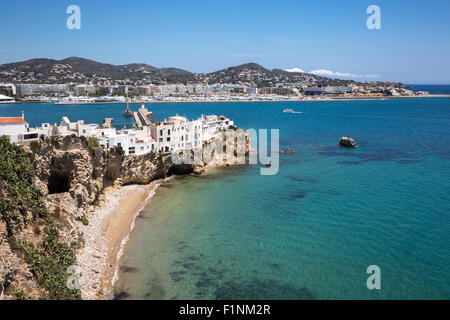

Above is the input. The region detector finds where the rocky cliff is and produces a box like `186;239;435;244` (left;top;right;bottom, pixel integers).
0;131;249;299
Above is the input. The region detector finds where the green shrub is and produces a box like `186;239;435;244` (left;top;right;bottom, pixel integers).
87;136;100;156
81;217;89;226
87;136;99;149
0;136;81;300
0;135;46;234
29;140;41;152
19;216;81;300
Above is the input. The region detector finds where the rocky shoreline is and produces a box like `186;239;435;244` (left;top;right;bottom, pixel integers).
0;131;249;299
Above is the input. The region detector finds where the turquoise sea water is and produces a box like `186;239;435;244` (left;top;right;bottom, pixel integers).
2;99;450;299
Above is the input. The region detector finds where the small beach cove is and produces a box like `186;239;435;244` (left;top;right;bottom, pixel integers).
78;181;163;299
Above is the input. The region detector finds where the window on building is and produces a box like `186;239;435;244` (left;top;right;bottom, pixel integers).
168;129;171;135
23;133;38;140
160;130;163;136
167;137;171;142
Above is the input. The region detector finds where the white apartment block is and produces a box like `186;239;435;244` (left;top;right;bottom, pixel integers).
15;84;69;95
200;114;235;141
97;127;156;156
151;116;203;153
74;84;96;96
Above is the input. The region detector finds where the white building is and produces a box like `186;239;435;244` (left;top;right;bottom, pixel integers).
74;84;96;96
200;114;235;141
0;83;16;96
98;127;156;155
15;84;69;96
151;115;203;153
0;115;39;144
58;117;99;137
16;111;236;156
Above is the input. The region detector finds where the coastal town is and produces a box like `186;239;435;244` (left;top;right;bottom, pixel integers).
0;58;429;105
0;105;235;156
1;0;450;303
0;81;426;105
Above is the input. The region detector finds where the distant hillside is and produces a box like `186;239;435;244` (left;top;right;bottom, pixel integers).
0;57;196;84
200;62;354;87
0;57;354;86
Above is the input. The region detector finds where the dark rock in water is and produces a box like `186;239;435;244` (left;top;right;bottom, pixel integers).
397;159;422;165
338;160;361;165
339;137;357;148
280;148;296;154
289;176;317;183
214;279;316;300
120;266;138;273
113;291;130;300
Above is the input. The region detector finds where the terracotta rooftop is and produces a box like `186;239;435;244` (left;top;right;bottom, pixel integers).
0;117;26;124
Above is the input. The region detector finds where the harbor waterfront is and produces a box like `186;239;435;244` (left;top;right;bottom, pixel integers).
2;98;450;299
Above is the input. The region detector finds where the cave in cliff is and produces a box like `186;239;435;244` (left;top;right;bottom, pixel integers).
48;169;72;194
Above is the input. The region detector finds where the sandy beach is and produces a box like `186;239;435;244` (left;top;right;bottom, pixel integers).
77;181;162;300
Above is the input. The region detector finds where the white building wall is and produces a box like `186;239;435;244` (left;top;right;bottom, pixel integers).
0;123;27;135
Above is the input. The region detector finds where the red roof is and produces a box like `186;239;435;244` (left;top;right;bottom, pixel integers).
0;117;26;124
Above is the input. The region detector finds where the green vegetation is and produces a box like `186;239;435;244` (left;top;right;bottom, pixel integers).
29;140;41;152
0;135;47;234
87;136;100;156
14;290;36;300
19;216;81;300
80;216;89;226
87;136;99;149
0;135;81;300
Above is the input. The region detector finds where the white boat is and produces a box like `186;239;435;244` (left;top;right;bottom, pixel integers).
283;108;302;114
0;94;16;104
54;96;96;105
94;96;126;103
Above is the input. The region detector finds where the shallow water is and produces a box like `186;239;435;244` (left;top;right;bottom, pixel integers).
2;99;449;299
112;98;450;300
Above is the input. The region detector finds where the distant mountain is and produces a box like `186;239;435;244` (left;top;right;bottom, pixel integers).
0;57;354;86
200;62;354;87
0;57;196;84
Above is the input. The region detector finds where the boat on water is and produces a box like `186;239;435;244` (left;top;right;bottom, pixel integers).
94;96;126;104
54;96;96;105
283;108;302;114
0;94;16;104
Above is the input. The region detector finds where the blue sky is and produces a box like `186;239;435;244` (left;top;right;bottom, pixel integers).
1;0;450;83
